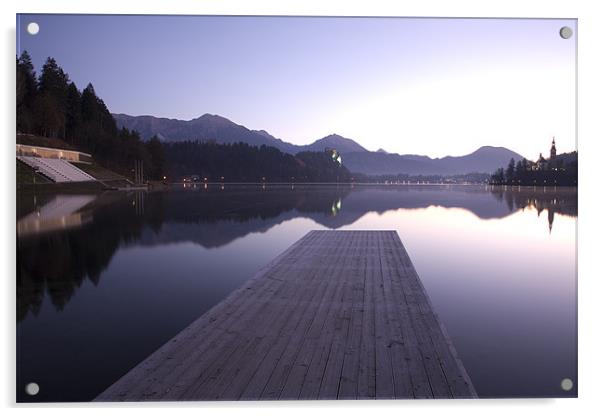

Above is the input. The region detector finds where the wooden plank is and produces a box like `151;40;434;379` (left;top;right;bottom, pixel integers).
316;235;359;399
169;231;331;401
356;238;377;399
241;233;351;400
379;231;442;398
376;231;429;398
95;230;476;401
276;233;353;400
337;233;368;399
371;233;395;399
199;233;353;400
296;233;358;399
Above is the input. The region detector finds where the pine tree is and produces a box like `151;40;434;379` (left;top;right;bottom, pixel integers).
36;57;70;138
505;158;515;183
17;53;165;180
65;82;82;144
16;51;38;133
146;135;166;180
38;57;70;98
81;83;99;124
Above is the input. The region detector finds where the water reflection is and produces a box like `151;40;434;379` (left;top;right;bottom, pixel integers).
17;192;151;320
16;184;577;401
490;186;577;233
17;185;576;321
17;195;96;237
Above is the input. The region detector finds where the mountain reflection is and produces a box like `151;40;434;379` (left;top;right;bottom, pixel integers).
17;185;577;319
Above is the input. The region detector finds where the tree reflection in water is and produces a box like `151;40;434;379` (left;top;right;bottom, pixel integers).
17;185;577;320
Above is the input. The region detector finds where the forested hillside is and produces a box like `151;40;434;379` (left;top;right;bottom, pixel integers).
17;52;349;183
17;51;165;179
164;141;351;183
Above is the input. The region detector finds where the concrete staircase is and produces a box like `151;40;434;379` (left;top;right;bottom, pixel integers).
17;156;97;183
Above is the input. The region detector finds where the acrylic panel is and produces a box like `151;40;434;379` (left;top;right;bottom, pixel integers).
16;14;577;402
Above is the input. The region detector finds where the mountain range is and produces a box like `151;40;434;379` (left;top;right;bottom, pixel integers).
113;113;524;176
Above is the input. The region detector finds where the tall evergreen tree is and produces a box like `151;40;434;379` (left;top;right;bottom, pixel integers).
16;51;38;133
81;83;117;135
33;92;64;138
16;53;165;181
81;83;100;124
65;82;82;144
36;57;70;138
38;57;69;98
505;158;516;183
146;135;166;180
491;167;505;184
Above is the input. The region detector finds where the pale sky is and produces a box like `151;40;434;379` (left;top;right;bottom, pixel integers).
18;15;576;160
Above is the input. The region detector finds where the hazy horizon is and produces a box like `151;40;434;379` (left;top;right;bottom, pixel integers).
17;15;576;160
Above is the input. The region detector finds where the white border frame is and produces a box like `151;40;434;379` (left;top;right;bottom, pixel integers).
2;1;601;415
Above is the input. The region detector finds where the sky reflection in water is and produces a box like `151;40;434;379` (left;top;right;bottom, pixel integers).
16;185;577;401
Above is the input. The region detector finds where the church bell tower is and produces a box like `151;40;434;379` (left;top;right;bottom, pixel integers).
550;137;557;159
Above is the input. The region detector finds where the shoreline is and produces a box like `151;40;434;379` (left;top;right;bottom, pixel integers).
16;181;579;193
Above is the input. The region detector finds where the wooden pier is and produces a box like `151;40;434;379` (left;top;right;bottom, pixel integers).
96;230;476;401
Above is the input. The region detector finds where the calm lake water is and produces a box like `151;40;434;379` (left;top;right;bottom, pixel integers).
16;184;577;401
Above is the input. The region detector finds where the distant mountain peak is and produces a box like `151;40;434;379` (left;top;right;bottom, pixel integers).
112;112;524;175
195;113;234;124
323;133;344;139
474;145;507;153
113;112;301;154
308;134;368;153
